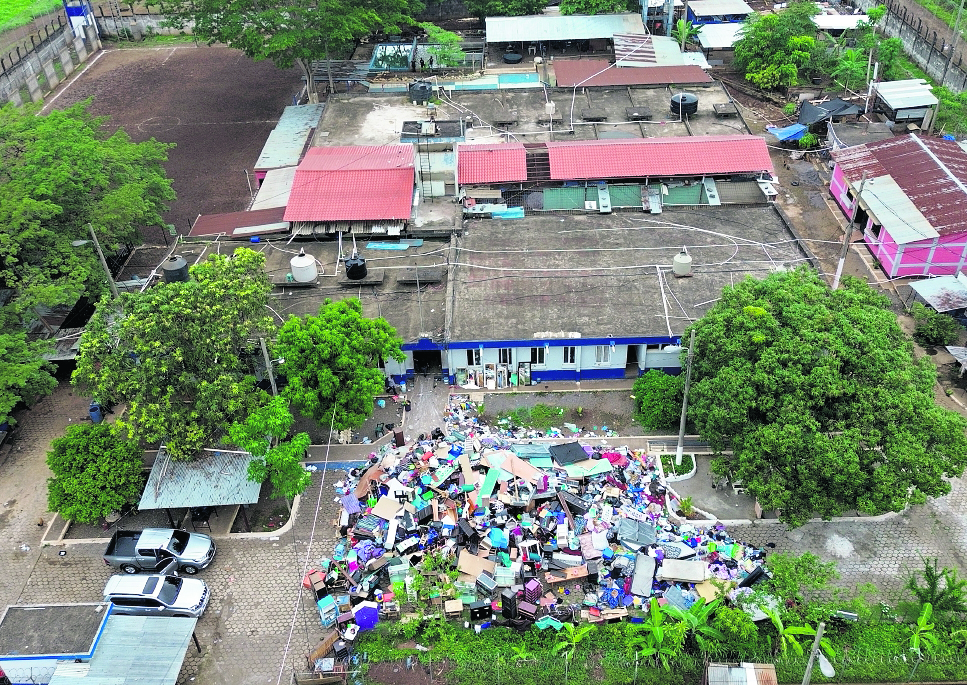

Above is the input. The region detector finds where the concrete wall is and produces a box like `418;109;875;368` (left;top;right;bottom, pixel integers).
90;5;186;39
0;21;100;107
853;0;967;94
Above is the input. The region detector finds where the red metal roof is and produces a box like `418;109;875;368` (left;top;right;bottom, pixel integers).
284;145;414;222
545;136;774;180
553;59;712;87
831;134;967;237
458;143;528;185
189;207;288;237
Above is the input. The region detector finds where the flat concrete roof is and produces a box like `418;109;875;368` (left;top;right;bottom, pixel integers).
316;85;747;147
449;207;805;341
0;604;109;657
485;13;645;44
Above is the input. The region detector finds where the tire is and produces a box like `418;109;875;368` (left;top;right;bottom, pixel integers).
120;564;138;574
181;565;199;575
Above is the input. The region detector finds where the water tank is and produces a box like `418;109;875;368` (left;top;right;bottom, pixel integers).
670;93;699;116
161;255;189;283
345;256;368;280
409;80;432;105
545;101;556;116
672;247;693;277
290;249;318;283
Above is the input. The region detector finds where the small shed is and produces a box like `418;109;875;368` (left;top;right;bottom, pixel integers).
698;22;744;52
686;0;753;24
139;448;263;531
909;272;967;313
813;13;870;33
870;79;939;128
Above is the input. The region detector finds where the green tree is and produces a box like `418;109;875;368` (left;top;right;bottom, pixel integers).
664;598;725;653
274;298;404;432
906;557;967;616
632;370;683;431
711;606;758;654
763;609;833;658
911;302;962;346
73;248;274;460
228;396;312;500
0;324;56;426
559;0;627;15
830;48;867;91
420;22;466;67
671;19;701;50
0;101;175;314
46;423;145;524
733;1;820;89
765;552;838;606
908;602;940;660
629;599;686;671
465;0;547;21
163;0;423;100
689;267;967;527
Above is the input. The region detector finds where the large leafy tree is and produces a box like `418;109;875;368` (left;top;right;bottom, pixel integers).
689;267;967;527
559;0;630;16
73;248;274;460
0;321;56;426
465;0;547;21
274;298;404;431
0;101;174;314
47;423;145;524
733;1;820;89
163;0;424;100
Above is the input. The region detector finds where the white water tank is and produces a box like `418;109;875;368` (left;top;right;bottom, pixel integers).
290;249;318;282
672;247;692;277
545;101;556;116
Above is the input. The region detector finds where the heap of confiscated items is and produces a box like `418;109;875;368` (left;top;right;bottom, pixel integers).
302;398;769;669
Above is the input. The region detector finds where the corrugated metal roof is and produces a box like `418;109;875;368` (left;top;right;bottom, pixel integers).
698;22;744;49
860;174;937;243
457;143;527;184
188;207;288;237
612;34;685;66
48;615;196;685
554;59;711;86
485;13;644;43
139;448;262;510
688;0;753;15
284;145;415;222
545;136;775;180
873;79;938;110
254;104;324;171
832;134;967;238
252;166;297;210
910;272;967;311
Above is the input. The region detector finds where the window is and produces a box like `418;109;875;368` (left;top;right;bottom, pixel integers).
563;346;576;365
595;345;611;365
498;348;512;364
466;349;480;366
530;347;545;366
645;344;662;351
136;549;157;559
870;223;882;239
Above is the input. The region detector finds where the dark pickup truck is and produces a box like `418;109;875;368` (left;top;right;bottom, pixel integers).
103;528;216;575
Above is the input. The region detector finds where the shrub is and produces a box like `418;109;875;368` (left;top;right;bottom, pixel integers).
632;370;684;431
911;302;962;346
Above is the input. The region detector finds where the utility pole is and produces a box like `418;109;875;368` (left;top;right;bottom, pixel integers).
942;0;967;86
259;337;278;397
89;224;120;299
832;171;867;290
802;622;830;685
675;329;695;466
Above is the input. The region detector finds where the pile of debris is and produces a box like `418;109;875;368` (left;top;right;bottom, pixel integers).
302;397;768;672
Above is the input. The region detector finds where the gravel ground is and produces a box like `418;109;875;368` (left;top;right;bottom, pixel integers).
477;390;649;435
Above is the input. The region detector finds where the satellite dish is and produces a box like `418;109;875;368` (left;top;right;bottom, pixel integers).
818;653;836;678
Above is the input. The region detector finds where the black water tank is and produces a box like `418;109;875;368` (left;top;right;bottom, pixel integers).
671;93;699;116
161;255;189;282
345;256;368;280
409;80;432;105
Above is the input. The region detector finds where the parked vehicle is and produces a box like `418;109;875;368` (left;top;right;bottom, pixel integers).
103;528;216;575
103;574;210;618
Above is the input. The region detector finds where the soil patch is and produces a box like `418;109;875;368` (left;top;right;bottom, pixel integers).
231;480;290;533
478;390;645;436
289;398;404;444
366;661;434;685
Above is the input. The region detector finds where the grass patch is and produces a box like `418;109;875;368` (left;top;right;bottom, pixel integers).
496;403;565;430
906;0;967;43
885;52;967;136
0;0;63;34
660;453;694;476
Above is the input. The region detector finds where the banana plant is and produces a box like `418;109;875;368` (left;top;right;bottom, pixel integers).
908;603;940;658
763;608;834;658
665;598;726;653
553;622;594;681
629;598;686;671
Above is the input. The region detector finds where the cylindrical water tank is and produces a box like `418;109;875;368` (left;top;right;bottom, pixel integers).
672;247;693;277
670;93;699;116
409;80;432;105
290;249;318;282
345;256;368;280
161;255;189;283
545;101;556;115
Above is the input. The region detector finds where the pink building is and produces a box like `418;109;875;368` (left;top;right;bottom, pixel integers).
830;134;967;278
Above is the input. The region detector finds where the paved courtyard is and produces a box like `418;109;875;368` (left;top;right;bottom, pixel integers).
1;381;966;685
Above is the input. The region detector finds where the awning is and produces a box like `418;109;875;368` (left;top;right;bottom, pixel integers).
766;123;807;141
798;98;860;125
909;273;967;312
139;447;262;510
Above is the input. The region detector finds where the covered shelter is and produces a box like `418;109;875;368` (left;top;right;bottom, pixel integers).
47;615;198;685
553;59;711;87
909;272;967;313
813;12;870;33
697;22;744;58
485;13;644;45
686;0;753;24
870;79;939;129
798;98;860;127
139;448;262;532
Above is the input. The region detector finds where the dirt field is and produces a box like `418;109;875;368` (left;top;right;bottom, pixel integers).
46;45;300;244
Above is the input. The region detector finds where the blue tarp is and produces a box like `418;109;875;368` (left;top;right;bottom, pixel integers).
492;207;525;219
767;123;807;141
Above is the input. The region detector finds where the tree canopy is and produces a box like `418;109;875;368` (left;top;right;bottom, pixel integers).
274;298;404;432
73;248;274;460
0;101;174;314
559;0;630;16
465;0;547;21
0;320;56;426
163;0;424;99
688;267;967;527
733;1;820;89
47;422;145;524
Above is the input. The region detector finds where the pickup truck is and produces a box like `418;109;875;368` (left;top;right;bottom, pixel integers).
103;528;216;575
